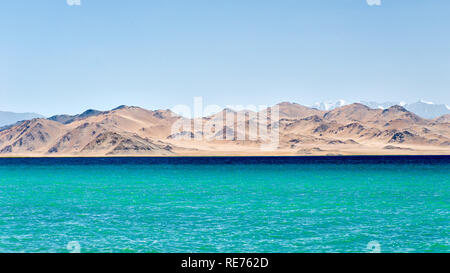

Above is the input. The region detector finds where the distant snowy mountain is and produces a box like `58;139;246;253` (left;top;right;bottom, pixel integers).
312;100;449;119
359;100;450;119
0;111;44;127
404;100;450;119
359;101;402;110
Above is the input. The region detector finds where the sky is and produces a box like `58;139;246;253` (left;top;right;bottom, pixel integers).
1;0;449;116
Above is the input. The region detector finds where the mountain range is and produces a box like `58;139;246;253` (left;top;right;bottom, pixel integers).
312;100;450;119
0;102;449;156
0;111;44;128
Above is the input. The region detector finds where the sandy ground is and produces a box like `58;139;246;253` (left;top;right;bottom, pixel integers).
1;145;449;158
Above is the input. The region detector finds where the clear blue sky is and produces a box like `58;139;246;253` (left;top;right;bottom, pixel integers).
1;0;449;116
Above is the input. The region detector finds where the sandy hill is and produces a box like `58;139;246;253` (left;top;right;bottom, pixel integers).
0;103;449;156
0;106;179;156
274;102;324;119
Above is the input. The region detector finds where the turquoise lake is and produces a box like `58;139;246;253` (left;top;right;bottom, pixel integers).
0;156;448;253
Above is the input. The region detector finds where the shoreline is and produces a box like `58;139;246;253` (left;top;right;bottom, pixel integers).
1;153;449;159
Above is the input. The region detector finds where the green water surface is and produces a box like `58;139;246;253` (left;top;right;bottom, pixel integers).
0;158;448;253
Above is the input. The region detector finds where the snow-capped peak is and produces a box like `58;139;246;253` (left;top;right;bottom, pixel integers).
310;100;449;118
419;99;434;105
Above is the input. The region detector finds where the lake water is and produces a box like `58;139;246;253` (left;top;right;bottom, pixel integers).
0;156;448;253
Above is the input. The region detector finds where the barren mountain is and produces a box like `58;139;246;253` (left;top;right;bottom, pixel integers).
0;106;180;156
0;103;449;156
